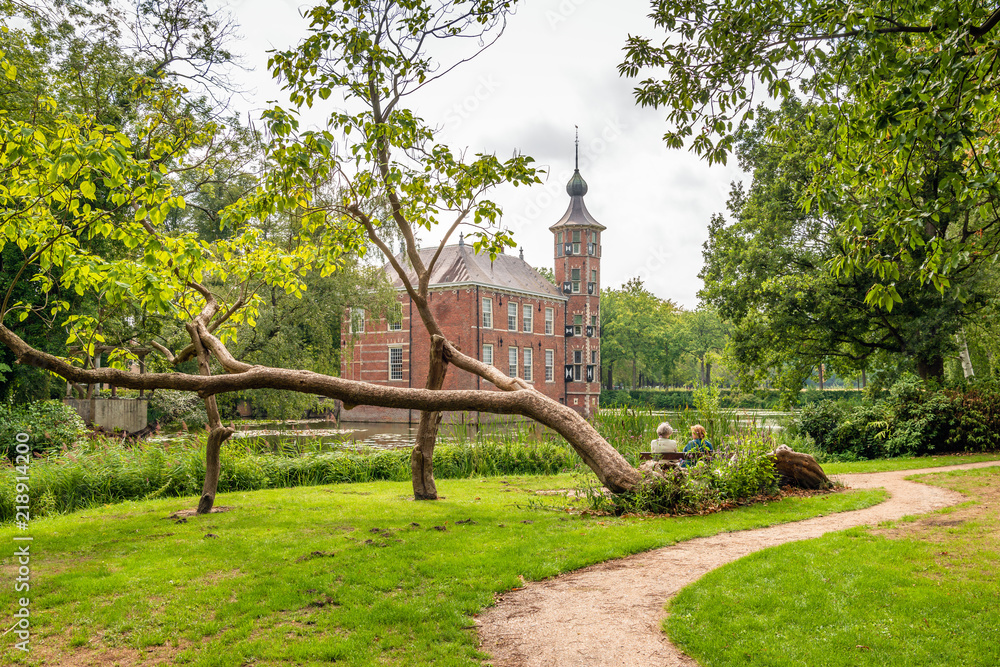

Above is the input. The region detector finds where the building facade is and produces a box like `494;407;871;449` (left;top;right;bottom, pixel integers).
339;162;603;423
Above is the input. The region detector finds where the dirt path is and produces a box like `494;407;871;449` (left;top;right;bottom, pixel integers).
477;460;1000;667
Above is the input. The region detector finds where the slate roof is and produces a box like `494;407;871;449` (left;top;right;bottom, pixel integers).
548;169;606;231
388;244;564;299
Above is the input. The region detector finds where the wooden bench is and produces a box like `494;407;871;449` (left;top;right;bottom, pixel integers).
639;451;713;466
639;452;685;462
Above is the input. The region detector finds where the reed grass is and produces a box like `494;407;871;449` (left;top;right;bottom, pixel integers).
0;432;578;522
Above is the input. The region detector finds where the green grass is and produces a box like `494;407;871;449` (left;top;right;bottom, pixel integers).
820;452;1000;475
0;474;884;666
665;466;1000;667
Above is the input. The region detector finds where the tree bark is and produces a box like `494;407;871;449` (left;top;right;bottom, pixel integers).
412;336;448;500
916;355;945;381
185;316;236;514
768;446;832;490
957;329;975;379
197;424;235;514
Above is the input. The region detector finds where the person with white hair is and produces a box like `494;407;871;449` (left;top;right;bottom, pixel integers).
650;421;679;453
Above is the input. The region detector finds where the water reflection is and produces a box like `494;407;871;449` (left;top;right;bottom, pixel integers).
159;418;543;450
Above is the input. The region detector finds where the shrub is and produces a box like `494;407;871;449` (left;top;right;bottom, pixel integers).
0;400;87;458
947;381;1000;452
798;400;848;453
799;375;1000;460
715;432;780;499
580;430;780;515
148;390;208;428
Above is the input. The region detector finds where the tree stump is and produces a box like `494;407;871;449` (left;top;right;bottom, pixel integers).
768;445;832;490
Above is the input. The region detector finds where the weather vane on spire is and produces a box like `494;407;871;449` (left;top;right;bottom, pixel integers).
574;125;579;170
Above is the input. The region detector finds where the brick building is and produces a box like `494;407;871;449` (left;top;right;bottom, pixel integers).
340;160;604;423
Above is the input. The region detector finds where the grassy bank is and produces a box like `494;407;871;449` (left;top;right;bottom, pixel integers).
0;435;578;522
665;466;1000;667
0;475;884;665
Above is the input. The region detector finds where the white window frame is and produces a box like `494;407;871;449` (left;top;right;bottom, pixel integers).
574;314;583;336
544;307;554;335
388;303;402;331
508;347;518;378
508;301;518;331
351;307;365;334
571;268;580;293
523;347;533;382
482;343;494;366
482;298;492;329
545;349;554;382
389;346;403;381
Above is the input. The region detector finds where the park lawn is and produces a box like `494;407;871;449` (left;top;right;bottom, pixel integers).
1;473;883;666
665;466;1000;667
821;452;1000;475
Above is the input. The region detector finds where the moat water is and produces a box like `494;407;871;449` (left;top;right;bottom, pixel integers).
154;409;792;450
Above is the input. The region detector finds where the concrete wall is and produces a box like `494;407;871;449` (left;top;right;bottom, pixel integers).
65;398;148;433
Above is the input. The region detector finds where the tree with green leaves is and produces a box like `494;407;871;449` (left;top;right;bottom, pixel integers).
700;99;986;392
622;1;1000;309
0;2;642;512
673;307;728;387
601;278;678;389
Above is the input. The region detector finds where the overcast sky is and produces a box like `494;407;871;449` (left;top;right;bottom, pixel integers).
222;0;746;309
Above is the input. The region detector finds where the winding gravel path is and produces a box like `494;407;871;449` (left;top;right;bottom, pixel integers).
477;460;1000;667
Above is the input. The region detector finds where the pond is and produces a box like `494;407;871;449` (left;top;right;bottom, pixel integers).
149;409;795;450
155;418;546;451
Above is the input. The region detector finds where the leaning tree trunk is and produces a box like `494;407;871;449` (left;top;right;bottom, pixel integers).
412;336;448;500
768;446;832;490
0;322;643;495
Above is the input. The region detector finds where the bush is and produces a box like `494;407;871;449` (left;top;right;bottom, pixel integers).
947;381;1000;452
799;375;1000;460
580;430;780;515
0;400;87;458
148;390;208;428
798;400;848;453
881;376;954;457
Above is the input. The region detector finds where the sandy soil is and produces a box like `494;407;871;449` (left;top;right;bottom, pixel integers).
476;460;1000;667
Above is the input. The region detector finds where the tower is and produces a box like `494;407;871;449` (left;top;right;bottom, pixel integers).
551;132;604;417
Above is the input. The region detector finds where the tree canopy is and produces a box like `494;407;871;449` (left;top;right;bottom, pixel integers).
700;99;986;389
622;0;1000;307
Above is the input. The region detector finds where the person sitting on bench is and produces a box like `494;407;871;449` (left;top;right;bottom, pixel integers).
650;422;679;454
683;424;713;464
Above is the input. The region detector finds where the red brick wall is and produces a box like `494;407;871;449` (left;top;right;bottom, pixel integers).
554;227;602;417
340;287;567;423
